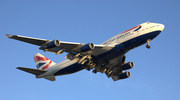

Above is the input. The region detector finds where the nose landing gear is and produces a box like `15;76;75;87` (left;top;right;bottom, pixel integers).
146;39;151;49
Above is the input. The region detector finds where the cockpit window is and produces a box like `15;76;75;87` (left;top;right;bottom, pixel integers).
134;26;142;32
147;22;152;24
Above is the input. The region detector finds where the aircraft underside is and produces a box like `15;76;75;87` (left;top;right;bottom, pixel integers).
6;22;164;81
63;30;162;80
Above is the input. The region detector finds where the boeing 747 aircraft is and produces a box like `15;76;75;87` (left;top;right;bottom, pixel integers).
6;22;164;81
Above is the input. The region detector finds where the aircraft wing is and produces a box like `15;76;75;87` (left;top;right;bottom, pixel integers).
6;34;114;56
6;34;49;46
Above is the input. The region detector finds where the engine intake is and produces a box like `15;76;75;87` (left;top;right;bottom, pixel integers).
81;43;94;52
121;62;134;70
46;40;60;49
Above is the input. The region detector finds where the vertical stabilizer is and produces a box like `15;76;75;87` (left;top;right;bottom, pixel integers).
33;53;56;70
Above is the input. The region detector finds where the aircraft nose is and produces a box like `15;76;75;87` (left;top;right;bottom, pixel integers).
159;24;165;31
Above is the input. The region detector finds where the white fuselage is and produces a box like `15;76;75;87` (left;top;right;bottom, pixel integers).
101;22;164;46
38;22;165;78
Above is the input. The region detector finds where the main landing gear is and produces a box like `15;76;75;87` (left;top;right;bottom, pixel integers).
146;39;151;49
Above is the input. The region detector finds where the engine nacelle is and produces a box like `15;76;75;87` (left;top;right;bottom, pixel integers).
46;40;60;49
81;43;94;52
121;62;134;70
118;71;131;79
111;71;131;81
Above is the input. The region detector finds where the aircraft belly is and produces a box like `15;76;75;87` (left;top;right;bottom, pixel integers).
108;55;124;67
93;31;161;63
123;30;161;50
92;47;125;64
85;46;114;56
54;63;84;76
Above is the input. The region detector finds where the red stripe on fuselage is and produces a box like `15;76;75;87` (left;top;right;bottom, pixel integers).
120;25;141;34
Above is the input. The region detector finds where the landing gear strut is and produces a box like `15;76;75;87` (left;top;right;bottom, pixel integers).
146;39;151;49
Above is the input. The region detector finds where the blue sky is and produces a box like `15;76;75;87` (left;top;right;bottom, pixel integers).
1;0;180;100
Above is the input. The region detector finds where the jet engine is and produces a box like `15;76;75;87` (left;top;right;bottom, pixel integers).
111;71;131;81
121;62;134;70
81;43;94;52
46;40;60;49
118;71;131;79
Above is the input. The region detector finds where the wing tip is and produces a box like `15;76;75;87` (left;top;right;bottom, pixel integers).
16;67;26;71
6;34;15;38
6;34;12;38
16;67;21;69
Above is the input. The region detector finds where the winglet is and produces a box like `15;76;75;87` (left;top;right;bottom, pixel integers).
6;34;13;38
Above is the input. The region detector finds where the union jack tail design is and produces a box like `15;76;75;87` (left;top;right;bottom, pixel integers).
33;53;56;70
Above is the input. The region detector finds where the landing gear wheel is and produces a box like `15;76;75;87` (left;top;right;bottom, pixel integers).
146;45;150;49
86;67;91;71
146;39;151;49
92;69;97;74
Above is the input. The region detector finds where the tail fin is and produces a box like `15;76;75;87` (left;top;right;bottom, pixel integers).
33;53;56;70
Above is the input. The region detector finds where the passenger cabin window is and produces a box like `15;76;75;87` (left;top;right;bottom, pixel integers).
150;26;155;28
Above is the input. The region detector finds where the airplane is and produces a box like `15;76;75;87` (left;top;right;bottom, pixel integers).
6;22;165;81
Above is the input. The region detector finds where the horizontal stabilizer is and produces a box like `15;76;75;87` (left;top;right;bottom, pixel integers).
17;67;47;75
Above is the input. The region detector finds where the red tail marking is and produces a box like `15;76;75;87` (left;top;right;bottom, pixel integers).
35;56;49;62
42;61;52;69
34;57;37;63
